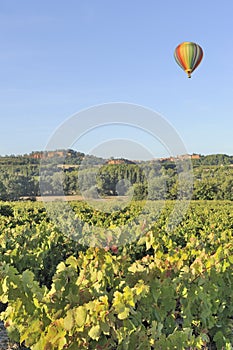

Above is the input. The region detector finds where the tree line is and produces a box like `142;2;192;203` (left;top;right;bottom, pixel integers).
0;155;233;201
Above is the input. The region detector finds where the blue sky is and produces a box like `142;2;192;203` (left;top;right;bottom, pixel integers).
1;0;233;158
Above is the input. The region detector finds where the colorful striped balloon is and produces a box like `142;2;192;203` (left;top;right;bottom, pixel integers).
174;42;203;78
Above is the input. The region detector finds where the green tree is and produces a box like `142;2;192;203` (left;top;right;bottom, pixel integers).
147;177;166;200
193;178;220;200
221;178;233;200
132;182;148;200
0;180;7;200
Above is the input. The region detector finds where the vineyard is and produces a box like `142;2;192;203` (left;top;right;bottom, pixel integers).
0;200;233;349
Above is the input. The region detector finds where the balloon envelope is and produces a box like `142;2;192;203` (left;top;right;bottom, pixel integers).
174;42;203;78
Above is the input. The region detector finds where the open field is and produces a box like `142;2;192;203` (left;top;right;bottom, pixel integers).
35;195;128;202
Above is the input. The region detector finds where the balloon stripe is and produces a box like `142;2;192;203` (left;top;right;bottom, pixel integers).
185;42;193;70
174;44;187;70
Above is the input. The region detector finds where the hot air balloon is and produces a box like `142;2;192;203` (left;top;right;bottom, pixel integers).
174;42;203;78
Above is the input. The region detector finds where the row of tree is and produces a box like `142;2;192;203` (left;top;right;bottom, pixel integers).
0;161;233;201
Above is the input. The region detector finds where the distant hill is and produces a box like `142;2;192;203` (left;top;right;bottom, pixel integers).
0;150;233;167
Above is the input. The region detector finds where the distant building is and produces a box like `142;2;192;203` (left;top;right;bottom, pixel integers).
106;158;136;165
159;154;200;162
191;154;200;159
29;150;67;159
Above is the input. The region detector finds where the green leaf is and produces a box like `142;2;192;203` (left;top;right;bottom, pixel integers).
113;301;125;313
64;309;74;331
58;336;67;349
123;286;135;307
74;306;87;328
56;262;66;273
22;270;34;288
118;306;130;320
99;321;110;335
66;256;78;267
88;324;101;340
20;319;41;343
